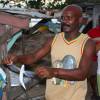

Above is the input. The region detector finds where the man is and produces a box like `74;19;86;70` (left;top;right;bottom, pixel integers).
2;5;95;100
88;26;100;52
87;25;100;98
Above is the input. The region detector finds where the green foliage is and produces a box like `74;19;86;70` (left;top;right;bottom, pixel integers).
27;0;67;9
27;0;44;9
55;2;68;9
46;2;54;9
46;2;67;9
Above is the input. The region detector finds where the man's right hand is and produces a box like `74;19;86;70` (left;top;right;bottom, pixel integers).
2;54;17;65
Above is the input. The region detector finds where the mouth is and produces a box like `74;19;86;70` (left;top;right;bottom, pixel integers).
62;23;71;31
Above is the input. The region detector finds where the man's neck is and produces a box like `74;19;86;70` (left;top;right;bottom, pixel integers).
64;31;81;41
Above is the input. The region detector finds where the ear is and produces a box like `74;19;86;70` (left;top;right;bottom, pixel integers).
79;17;88;25
79;17;83;24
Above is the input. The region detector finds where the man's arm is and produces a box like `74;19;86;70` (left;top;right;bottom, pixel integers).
36;39;96;81
55;39;95;81
96;43;100;52
2;38;53;65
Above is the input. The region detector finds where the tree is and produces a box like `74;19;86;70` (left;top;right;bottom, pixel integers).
27;0;44;9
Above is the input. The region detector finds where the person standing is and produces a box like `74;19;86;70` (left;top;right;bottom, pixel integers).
87;25;100;98
2;5;95;100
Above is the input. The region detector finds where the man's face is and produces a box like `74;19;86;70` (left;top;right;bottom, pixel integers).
61;10;80;33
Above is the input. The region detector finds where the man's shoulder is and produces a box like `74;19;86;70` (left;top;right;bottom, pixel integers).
80;33;90;40
85;38;96;50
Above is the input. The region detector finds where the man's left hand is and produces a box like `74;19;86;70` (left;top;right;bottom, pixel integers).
35;66;54;79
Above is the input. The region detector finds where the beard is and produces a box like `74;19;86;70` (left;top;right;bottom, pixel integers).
61;22;71;33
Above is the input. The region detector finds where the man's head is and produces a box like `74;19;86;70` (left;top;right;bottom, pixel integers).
61;4;83;33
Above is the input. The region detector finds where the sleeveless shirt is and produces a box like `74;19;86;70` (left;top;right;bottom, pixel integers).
45;32;89;100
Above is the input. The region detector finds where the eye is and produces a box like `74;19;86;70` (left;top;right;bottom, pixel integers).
61;16;73;22
61;16;68;21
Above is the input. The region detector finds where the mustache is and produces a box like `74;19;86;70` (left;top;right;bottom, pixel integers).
61;23;71;31
61;23;71;27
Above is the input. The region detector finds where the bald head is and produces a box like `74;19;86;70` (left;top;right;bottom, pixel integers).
62;4;82;17
61;4;83;34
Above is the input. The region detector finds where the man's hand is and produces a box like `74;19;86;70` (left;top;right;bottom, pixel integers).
2;54;17;65
35;66;55;79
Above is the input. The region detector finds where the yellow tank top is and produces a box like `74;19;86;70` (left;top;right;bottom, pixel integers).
45;32;90;100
